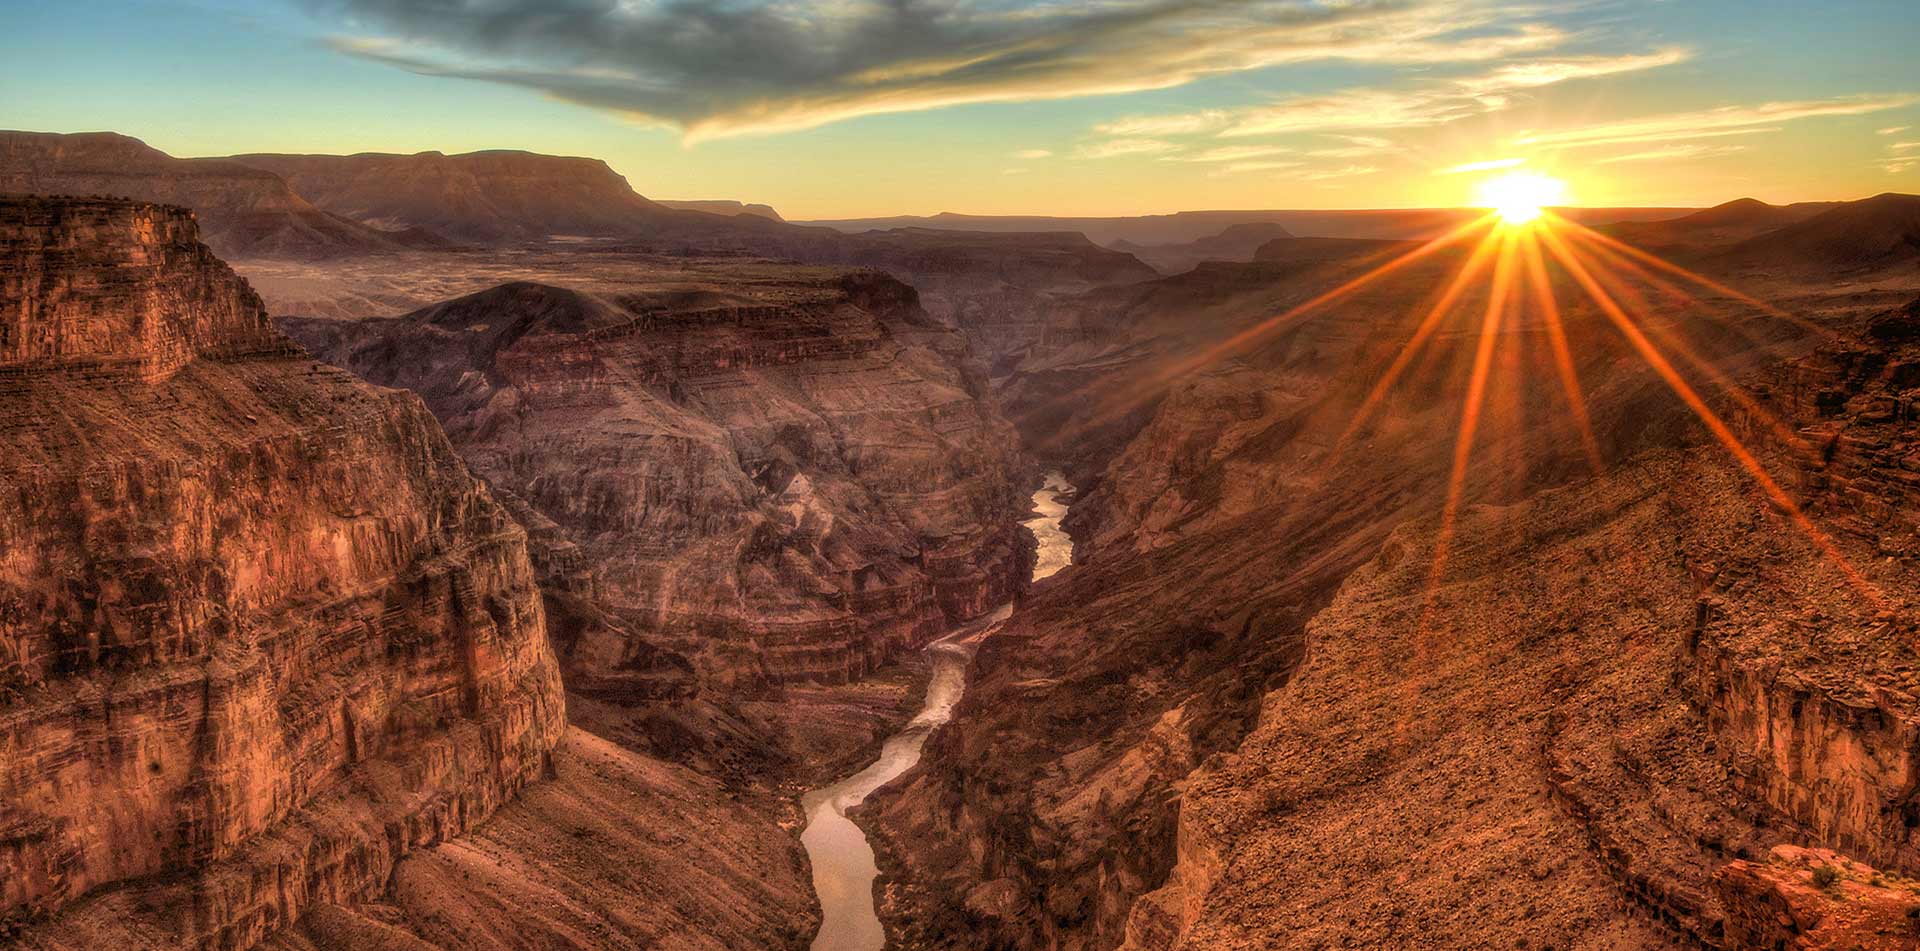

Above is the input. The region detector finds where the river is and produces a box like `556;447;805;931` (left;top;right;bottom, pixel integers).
799;473;1076;951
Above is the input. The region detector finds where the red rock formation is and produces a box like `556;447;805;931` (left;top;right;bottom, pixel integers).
0;197;566;949
1716;846;1920;950
283;269;1031;700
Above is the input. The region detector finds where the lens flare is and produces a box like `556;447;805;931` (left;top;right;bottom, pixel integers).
1474;171;1566;225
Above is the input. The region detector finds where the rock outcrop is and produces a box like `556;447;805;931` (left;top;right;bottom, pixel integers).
283;266;1031;705
1716;846;1920;950
0;196;567;949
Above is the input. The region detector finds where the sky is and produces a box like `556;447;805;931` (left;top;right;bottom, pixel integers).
3;0;1916;219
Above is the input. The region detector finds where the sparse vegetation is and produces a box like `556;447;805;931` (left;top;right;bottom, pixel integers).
1812;864;1839;888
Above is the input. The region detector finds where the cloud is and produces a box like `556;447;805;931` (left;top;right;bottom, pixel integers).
1220;87;1490;137
1101;48;1690;140
1167;145;1295;164
1215;160;1305;176
1437;157;1527;174
1096;110;1231;138
1075;138;1180;159
1449;47;1690;95
1513;94;1919;149
1309;144;1398;158
1012;148;1053;159
1879;126;1911;135
1891;141;1920;152
1885;160;1918;174
1592;143;1748;164
316;0;1577;140
1297;164;1383;181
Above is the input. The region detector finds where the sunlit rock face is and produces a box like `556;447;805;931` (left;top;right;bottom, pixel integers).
0;197;566;949
868;226;1920;950
285;265;1031;698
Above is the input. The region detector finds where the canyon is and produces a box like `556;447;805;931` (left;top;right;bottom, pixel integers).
280;259;1036;779
5;121;1920;951
864;204;1920;950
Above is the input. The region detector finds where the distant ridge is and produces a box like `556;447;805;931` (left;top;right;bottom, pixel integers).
229;149;676;244
658;199;784;222
803;207;1696;246
0;130;436;258
1713;192;1920;273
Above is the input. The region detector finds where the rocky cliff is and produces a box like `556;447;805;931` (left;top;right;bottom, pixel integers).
283;264;1031;758
0;197;567;948
867;224;1920;950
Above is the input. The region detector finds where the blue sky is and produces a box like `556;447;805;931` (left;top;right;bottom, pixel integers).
3;0;1916;217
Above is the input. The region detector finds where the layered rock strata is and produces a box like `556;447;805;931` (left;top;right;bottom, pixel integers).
0;197;567;949
284;268;1030;701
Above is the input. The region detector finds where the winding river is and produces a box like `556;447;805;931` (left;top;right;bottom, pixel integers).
799;474;1076;951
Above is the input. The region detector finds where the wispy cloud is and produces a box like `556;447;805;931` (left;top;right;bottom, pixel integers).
1879;126;1911;135
1437;157;1527;175
1450;48;1690;95
1166;145;1296;164
1298;164;1383;181
1101;48;1691;140
1096;110;1231;138
1513;94;1918;149
1592;143;1748;164
317;0;1575;140
1012;148;1053;160
1075;138;1180;159
1216;160;1305;176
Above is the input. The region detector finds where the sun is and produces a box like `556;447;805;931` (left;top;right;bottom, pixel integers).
1474;171;1567;225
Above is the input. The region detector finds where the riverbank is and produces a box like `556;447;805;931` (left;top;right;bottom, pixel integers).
797;474;1078;951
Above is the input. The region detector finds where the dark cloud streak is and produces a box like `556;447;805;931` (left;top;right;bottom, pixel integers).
314;0;1558;138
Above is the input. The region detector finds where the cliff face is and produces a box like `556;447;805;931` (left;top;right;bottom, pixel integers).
283;265;1030;705
0;133;426;259
0;197;567;948
868;225;1920;950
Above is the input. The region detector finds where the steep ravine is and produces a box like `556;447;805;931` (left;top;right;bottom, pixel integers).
803;476;1076;951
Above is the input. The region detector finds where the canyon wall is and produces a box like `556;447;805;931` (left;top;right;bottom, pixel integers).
283;264;1032;709
0;197;567;949
869;227;1920;950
